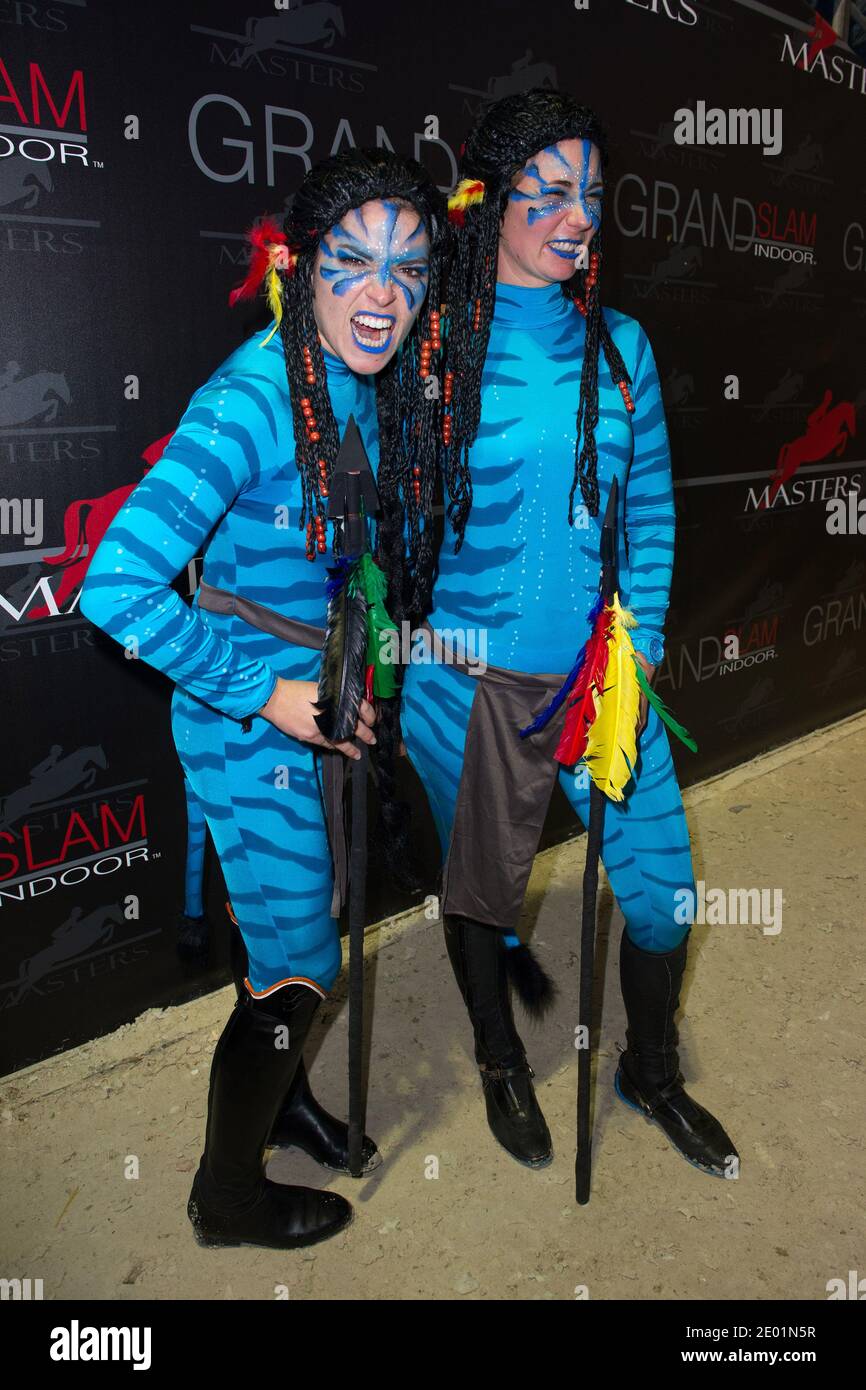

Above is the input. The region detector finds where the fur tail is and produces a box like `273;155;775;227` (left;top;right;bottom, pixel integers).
505;942;557;1018
176;910;209;960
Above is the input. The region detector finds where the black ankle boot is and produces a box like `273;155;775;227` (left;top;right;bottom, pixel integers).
444;914;552;1168
226;912;380;1174
188;984;353;1250
269;1058;382;1175
615;928;739;1179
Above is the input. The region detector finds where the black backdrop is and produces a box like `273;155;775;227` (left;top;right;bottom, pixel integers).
2;0;864;1074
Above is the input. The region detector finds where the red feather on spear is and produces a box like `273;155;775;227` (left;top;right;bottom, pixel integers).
555;599;614;766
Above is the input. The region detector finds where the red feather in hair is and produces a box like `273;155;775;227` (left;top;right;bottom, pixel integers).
555;601;614;765
227;216;289;307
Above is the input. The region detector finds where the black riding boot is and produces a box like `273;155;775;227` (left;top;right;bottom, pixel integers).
444;914;552;1168
269;1058;381;1175
228;913;380;1175
615;927;739;1178
187;984;353;1249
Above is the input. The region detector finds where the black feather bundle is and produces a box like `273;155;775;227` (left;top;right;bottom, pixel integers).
313;558;369;744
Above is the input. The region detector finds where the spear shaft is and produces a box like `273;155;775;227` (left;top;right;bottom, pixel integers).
575;476;619;1205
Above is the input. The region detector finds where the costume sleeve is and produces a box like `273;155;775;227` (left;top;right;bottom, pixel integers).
623;325;676;666
78;373;280;721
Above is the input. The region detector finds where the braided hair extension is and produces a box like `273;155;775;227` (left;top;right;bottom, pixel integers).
270;148;447;886
274;148;445;615
444;88;634;544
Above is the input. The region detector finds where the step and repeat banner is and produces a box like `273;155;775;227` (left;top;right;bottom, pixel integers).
2;0;864;1072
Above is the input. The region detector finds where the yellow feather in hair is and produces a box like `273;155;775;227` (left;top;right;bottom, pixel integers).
260;262;284;347
447;177;486;218
582;593;641;802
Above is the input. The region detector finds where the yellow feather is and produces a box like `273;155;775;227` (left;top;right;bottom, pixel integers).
256;265;282;348
583;592;641;802
611;592;638;631
447;178;485;213
266;266;282;319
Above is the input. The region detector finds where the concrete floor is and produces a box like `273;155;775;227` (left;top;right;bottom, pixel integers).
1;712;863;1301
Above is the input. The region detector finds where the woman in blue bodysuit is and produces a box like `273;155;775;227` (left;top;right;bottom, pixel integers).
401;92;738;1179
80;150;446;1250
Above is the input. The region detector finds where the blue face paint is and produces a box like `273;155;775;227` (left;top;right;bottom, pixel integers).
508;140;603;251
318;202;430;323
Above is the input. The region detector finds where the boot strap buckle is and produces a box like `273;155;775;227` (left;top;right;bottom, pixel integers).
643;1072;686;1117
481;1060;532;1084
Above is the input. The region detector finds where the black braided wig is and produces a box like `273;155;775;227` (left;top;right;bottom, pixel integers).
275;147;446;625
444;88;634;544
270;148;447;887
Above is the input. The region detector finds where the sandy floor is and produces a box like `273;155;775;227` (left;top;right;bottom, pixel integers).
2;712;863;1302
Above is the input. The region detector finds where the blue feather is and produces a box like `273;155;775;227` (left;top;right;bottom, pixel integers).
518;592;605;738
324;555;352;601
519;649;587;738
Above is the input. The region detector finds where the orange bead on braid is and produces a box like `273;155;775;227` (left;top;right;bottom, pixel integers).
571;248;600;315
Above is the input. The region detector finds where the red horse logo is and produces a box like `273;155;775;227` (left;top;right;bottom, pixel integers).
761;390;856;509
799;13;838;69
29;431;175;619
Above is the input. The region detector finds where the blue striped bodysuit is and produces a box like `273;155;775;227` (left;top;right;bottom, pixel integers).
80;325;379;997
401;281;696;953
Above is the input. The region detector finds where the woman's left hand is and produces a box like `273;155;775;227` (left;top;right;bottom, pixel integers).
633;652;657;740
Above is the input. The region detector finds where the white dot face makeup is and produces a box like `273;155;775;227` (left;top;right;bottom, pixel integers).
312;199;431;374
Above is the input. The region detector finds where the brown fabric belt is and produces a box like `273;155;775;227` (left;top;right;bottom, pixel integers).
195;583;574;931
196;578;349;918
197;579;328;651
419;622;572;932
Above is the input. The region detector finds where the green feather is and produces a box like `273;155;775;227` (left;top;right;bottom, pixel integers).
632;655;698;752
349;552;398;698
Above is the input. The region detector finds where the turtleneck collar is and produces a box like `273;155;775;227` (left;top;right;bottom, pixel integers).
259;320;365;387
321;344;358;386
492;279;574;329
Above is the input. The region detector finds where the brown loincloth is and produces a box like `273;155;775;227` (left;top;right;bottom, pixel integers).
418;623;571;932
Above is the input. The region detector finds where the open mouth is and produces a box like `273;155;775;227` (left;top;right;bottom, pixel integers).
350;312;396;353
546;238;585;262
